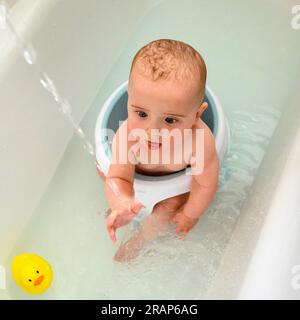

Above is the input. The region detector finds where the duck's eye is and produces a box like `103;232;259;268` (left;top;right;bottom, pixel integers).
165;117;177;124
28;279;32;282
136;111;147;118
36;270;39;274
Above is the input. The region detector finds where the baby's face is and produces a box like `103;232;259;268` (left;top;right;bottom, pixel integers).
127;68;203;146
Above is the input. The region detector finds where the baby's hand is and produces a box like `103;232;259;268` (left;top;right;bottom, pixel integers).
106;199;144;243
172;210;199;236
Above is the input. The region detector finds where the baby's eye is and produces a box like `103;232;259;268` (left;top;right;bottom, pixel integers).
165;117;178;124
136;111;147;118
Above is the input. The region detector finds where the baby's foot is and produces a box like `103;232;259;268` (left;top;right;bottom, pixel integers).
114;236;144;262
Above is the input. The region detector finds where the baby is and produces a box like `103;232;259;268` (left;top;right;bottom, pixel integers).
97;39;219;261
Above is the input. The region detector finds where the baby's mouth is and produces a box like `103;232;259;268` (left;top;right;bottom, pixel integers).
146;140;162;150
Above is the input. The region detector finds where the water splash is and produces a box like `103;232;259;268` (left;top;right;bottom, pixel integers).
83;141;95;156
58;98;72;117
0;4;7;29
22;45;36;65
1;3;95;157
40;73;61;103
74;126;85;139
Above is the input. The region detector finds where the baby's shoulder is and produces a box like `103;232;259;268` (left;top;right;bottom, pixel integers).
190;118;217;164
192;118;215;147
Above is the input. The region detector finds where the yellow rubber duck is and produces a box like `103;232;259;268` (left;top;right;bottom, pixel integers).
12;253;53;295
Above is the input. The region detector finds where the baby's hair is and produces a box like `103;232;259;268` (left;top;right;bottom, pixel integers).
129;39;207;102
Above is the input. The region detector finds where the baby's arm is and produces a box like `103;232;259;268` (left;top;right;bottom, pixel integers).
105;121;135;205
105;122;144;242
183;128;219;219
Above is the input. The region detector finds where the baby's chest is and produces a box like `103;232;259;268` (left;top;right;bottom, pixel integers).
135;162;189;176
133;141;193;175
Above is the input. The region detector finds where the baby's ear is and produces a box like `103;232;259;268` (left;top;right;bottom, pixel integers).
196;102;208;119
201;102;208;112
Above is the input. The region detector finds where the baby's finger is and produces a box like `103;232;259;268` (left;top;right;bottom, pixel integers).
106;213;116;228
106;217;117;242
107;227;117;242
176;226;187;238
109;229;117;243
106;223;117;242
130;202;145;214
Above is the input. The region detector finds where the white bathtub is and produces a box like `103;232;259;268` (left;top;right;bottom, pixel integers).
206;89;300;299
0;0;300;299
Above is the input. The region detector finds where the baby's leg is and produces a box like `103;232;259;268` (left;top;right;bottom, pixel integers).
152;192;190;220
138;192;190;240
114;192;189;262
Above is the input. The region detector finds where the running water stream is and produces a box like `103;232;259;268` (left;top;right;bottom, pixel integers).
0;3;94;156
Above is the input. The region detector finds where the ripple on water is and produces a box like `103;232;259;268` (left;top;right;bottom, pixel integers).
110;105;281;299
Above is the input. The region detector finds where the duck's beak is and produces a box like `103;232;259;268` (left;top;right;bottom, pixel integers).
34;275;44;286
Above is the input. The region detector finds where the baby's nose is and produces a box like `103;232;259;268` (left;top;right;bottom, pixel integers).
146;124;160;130
146;127;161;141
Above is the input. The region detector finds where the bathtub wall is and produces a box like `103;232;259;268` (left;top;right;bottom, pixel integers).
206;83;300;299
0;0;158;262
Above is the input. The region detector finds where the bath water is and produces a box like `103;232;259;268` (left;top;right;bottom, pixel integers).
3;0;300;299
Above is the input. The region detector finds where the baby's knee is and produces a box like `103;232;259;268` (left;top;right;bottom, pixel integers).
154;200;179;213
153;193;189;214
